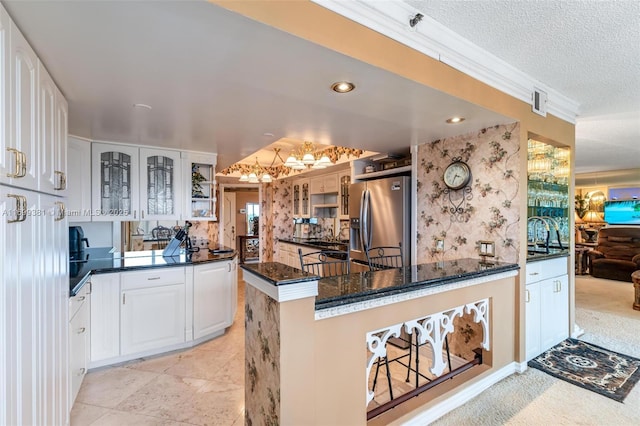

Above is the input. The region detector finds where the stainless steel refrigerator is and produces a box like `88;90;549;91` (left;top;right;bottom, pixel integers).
349;175;411;269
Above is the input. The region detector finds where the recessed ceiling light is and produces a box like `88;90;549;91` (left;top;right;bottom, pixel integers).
446;117;465;124
331;81;355;93
133;103;152;110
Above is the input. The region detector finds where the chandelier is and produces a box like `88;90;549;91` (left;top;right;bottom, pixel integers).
283;141;332;170
218;143;365;182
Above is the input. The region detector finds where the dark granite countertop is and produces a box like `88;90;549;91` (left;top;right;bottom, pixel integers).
526;248;570;263
241;257;518;310
70;246;236;297
240;262;320;285
278;238;349;252
315;258;519;310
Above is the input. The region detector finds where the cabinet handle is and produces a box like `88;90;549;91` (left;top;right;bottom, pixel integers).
147;277;161;281
77;327;86;334
228;263;231;272
122;293;126;304
529;272;539;276
6;148;22;178
141;210;145;219
54;171;66;190
133;210;136;219
77;368;86;376
7;195;27;223
55;202;65;221
77;296;85;302
525;289;530;303
20;152;27;177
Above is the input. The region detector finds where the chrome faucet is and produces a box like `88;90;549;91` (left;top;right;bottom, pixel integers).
527;216;551;253
527;216;564;253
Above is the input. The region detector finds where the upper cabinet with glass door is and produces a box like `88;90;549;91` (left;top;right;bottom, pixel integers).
91;143;140;221
140;148;181;220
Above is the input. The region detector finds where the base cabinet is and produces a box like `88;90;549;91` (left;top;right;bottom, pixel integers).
89;260;236;369
525;257;569;361
69;284;90;405
193;262;233;340
90;273;120;363
121;282;186;355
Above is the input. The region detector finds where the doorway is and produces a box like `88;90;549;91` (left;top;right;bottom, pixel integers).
218;184;261;260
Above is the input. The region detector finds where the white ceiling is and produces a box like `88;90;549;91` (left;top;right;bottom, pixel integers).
5;1;637;175
405;0;640;174
2;0;512;171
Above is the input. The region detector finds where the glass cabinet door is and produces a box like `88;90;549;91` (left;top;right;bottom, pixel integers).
293;183;300;217
140;148;181;220
91;143;139;221
340;174;350;218
301;180;310;217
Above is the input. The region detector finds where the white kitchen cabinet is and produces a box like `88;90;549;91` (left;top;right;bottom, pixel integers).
39;62;68;195
310;173;338;194
1;188;69;426
1;7;69;424
291;178;310;218
67;137;92;221
182;152;217;221
3;20;39;190
91;143;140;221
120;268;186;355
90;273;121;363
292;181;301;218
193;261;233;340
69;283;90;405
338;172;350;219
525;257;569;361
140;148;181;220
301;179;310;217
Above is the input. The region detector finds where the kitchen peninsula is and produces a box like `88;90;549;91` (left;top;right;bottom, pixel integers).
241;258;519;425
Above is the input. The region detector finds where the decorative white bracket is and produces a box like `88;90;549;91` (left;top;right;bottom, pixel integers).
365;324;402;405
365;298;490;404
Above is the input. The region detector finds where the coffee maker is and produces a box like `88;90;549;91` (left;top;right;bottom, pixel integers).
69;226;89;258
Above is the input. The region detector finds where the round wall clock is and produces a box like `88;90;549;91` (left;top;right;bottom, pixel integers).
443;160;471;190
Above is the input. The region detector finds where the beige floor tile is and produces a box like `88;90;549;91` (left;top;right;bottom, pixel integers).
116;374;243;425
164;347;238;381
90;408;192;426
125;351;184;374
208;353;245;387
76;367;160;408
70;402;110;425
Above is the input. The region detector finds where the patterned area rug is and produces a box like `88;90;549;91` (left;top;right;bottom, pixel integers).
529;338;640;402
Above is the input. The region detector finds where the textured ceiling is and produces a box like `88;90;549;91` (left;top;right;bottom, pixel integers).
405;0;640;174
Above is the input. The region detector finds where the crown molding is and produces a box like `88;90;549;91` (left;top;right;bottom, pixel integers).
312;0;580;124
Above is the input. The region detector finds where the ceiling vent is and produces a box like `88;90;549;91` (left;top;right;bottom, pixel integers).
532;88;548;117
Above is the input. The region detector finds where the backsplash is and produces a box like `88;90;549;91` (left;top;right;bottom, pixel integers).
415;123;521;264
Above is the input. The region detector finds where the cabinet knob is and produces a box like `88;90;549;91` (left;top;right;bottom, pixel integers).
77;327;86;334
76;368;86;376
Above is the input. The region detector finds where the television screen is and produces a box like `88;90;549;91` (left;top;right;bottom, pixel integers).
603;200;640;225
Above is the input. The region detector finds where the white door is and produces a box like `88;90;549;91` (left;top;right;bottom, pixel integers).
223;191;236;249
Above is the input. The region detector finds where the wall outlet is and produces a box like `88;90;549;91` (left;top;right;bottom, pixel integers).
479;240;495;257
435;239;444;252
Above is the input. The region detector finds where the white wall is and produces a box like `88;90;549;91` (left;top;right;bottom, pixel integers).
69;222;114;248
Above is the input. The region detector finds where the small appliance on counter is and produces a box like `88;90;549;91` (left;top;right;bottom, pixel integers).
69;226;90;259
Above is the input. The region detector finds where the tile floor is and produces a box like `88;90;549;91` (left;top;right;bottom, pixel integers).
71;276;246;426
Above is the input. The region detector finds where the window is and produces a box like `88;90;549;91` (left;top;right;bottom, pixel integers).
246;203;259;235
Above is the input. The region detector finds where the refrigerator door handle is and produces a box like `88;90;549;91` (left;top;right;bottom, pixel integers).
359;189;366;252
362;189;372;250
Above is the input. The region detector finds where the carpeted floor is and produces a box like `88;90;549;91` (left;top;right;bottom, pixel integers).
431;275;640;425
